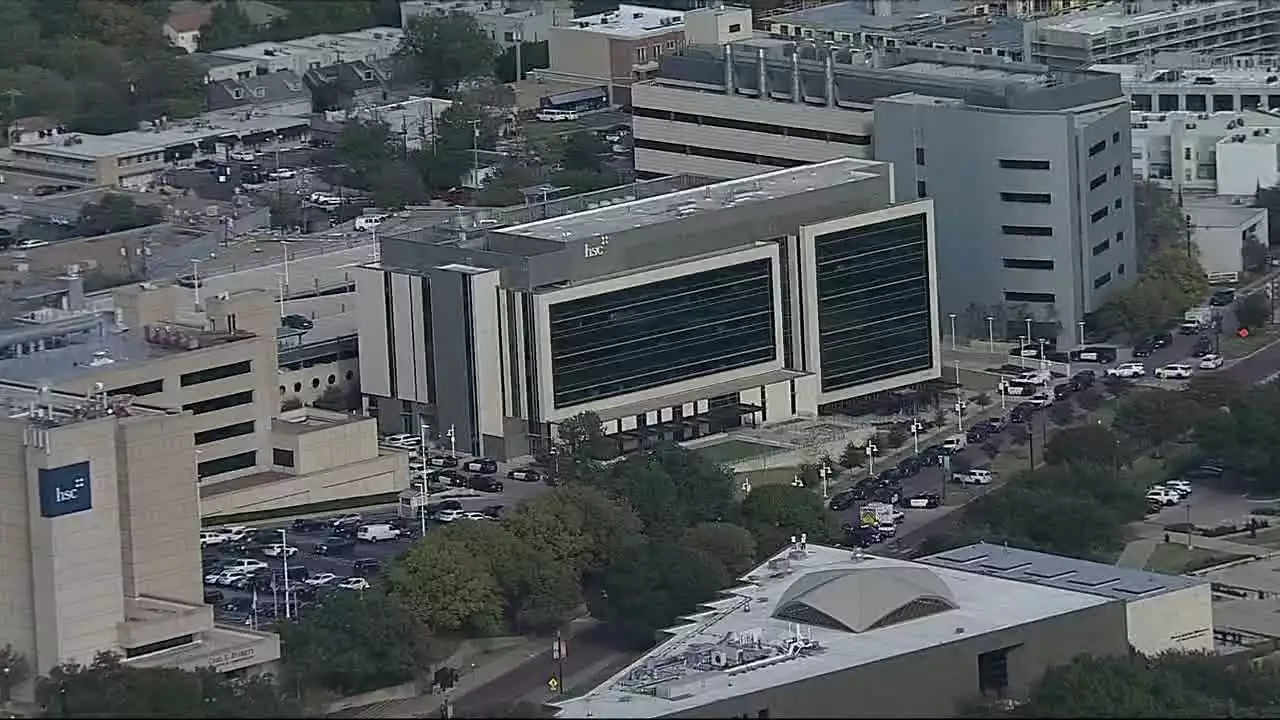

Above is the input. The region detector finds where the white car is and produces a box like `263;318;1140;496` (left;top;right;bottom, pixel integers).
262;544;299;558
435;509;465;523
1146;487;1181;506
267;168;297;180
220;526;252;542
1154;363;1194;380
226;558;268;572
200;531;230;548
229;150;256;162
461;511;492;521
1199;354;1224;370
338;577;371;591
1164;479;1193;498
1106;362;1146;378
1026;393;1054;408
304;572;339;587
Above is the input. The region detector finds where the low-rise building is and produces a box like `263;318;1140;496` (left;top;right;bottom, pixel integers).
163;5;213;54
205;70;310;113
1095;57;1280;113
1130;108;1280;193
400;0;573;46
1184;199;1268;280
195;27;404;80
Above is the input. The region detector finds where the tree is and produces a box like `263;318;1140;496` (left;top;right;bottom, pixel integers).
838;440;865;469
1076;387;1105;411
1185;373;1245;412
588;537;729;648
372;161;427;210
277;590;429;696
494;41;549;83
386;535;505;636
739;484;833;557
561;132;608;173
1235;292;1271;331
37;651;299;717
1113;389;1200;448
1043;424;1121;467
267;193;303;230
682;522;758;577
1047;401;1076;426
601;446;737;536
501;485;642;579
399;11;498;97
0;644;29;702
1198;384;1280;493
76;193;163;236
1243;235;1270;273
197;3;257;52
1134;180;1189;267
334;119;396;188
883;424;907;449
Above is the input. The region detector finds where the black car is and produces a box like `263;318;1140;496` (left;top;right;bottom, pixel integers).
439;469;469;487
1009;405;1033;423
872;486;901;504
842;525;884;548
427;455;460;468
1151;332;1173;348
291;518;326;533
507;468;544;482
876;468;903;484
353;558;382;577
903;493;942;509
896;457;923;477
468;475;504;493
1210;289;1236;307
203;589;225;604
220;597;253;613
982;417;1008;434
828;490;858;512
1070;370;1096;389
314;537;355;556
1193;336;1213;357
1132;339;1157;358
463;458;499;474
919;445;944;466
1053;383;1074;401
281;313;314;330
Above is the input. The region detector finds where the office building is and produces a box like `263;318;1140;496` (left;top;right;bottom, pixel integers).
400;0;573;47
767;2;1027;62
634;44;1135;345
1096;56;1280;112
0;280;406;518
536;4;753;105
356;159;940;459
0;383;280;700
551;542;1142;718
1025;0;1280;69
1130;108;1280;192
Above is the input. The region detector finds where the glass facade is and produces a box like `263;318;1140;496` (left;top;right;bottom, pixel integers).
549;259;776;408
816;214;933;393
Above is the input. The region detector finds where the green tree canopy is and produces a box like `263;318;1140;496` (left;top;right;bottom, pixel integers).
399;11;498;97
277;589;429;696
1042;423;1122;467
1134;180;1189;266
37;651;300;717
1198;383;1280;493
500;485;642;579
588;537;729;648
1113;388;1201;448
1236;292;1271;331
739;484;834;557
601;447;737;536
76;193;164;236
371;160;427;210
682;522;758;577
387;534;505;636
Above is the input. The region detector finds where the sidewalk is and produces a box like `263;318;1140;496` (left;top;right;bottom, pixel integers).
1115;538;1158;569
1129;523;1271;558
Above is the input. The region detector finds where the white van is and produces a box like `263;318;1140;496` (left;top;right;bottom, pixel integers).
941;434;967;452
953;468;993;485
536;109;579;122
356;524;401;542
355;214;388;232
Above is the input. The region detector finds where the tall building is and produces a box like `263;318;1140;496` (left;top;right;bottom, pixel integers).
1025;0;1280;69
551;541;1210;718
355;160;940;460
633;43;1135;344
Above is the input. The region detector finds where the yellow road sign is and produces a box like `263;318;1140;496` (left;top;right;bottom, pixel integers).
548;677;560;691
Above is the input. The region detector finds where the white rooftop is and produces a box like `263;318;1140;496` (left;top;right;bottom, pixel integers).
1039;0;1254;35
16;109;309;160
1095;63;1280;88
567;4;685;38
500;158;883;243
551;543;1111;719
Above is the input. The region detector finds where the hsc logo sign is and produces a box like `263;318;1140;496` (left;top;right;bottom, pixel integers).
38;462;92;518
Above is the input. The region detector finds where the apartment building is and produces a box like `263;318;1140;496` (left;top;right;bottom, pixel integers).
1025;0;1280;69
537;4;752;105
400;0;573;46
0;281;407;518
356;160;940;460
1130;107;1280;192
0;383;280;700
633;44;1135;345
1095;56;1280;111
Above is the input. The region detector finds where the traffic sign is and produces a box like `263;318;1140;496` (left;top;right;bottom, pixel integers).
1239;328;1251;338
548;677;560;691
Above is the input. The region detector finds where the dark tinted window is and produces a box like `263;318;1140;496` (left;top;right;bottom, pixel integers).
1088;140;1107;156
110;379;164;397
549;259;776;407
633;138;806;169
1089;173;1107;190
1004;291;1056;303
1003;258;1055;270
180;360;251;387
197;450;257;479
1001;225;1054;237
184;390;254;415
273;448;295;468
194;420;255;445
998;159;1051;170
1091;207;1109;223
815;213;933;392
1000;192;1051;204
1092;239;1111;255
631;106;870;146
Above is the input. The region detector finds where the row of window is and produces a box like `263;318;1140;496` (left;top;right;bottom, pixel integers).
183;390;254;416
181;360;251;388
197;450;257;479
194;420;256;446
634;138;807;170
278;370;354;395
1092;230;1125;256
632;106;872;146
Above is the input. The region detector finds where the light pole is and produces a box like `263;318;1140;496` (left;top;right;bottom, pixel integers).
1024;317;1033;346
1017;334;1028;369
948;313;958;350
1037;338;1049;372
955;399;965;435
190;259;201;309
275;273;287;321
997;379;1008;410
865;442;878;477
985;315;995;353
910;419;923;455
548;444;560;479
1077;320;1086;346
278;528;291;619
417;421;430;539
818;462;832;499
280;240;291;296
740;477;752;496
953;359;961;385
446;424;456;457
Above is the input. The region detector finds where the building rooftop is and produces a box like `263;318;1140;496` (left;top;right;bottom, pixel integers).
912;15;1025;50
920;543;1204;601
1095;62;1280;88
1202;555;1280;596
1038;0;1252;35
891;61;1057;87
551;543;1111;719
771;0;969;32
1185;199;1268;228
567;4;686;38
501;158;882;243
271;407;362;435
0;379;170;429
15;109;310;160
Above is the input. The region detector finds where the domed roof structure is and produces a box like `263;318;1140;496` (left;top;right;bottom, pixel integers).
771;565;958;633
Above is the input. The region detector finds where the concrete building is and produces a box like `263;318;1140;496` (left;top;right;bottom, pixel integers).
0;382;279;699
202;27;405;79
921;543;1214;655
0;279;406;518
356;159;940;460
400;0;573;46
634;44;1135;345
1095;55;1280;112
1129;108;1280;192
1025;0;1280;69
538;4;753;105
1201;555;1280;647
767;2;1027;62
551;542;1134;718
163;4;213;54
1185;199;1267;279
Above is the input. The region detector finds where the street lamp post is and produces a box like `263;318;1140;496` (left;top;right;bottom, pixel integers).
997;380;1008;410
910;419;923;455
1024;317;1033;346
446;424;456;457
954;359;962;385
278;528;291;619
548;444;560;479
1037;338;1049;372
1017;335;1028;369
985;316;995;353
948;313;958;350
865;442;878;477
955;399;965;435
818;462;832;499
1077;320;1086;346
190;259;201;309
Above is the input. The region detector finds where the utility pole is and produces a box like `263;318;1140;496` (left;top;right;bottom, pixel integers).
513;32;524;82
468;118;481;186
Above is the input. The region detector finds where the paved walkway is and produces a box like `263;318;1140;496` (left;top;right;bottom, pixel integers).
1129;522;1272;558
1115;538;1158;569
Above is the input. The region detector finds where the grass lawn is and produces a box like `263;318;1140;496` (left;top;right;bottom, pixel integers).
1144;542;1241;574
1233;525;1280;548
1221;327;1276;359
691;439;786;467
736;466;803;488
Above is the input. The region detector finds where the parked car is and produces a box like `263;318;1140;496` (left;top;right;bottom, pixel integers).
941;434;967;452
1053;383;1075;401
828;490;858;512
304;572;339;587
1146;487;1181;506
330;514;362;529
481;505;505;519
1199;353;1224;370
467;475;504;493
1151;332;1173;349
507;468;544;482
904;493;941;509
1070;370;1097;389
426;455;460;468
1210;289;1236;307
1154;363;1194;380
338;577;371;591
281;313;313;330
314;537;355;556
262;544;298;558
463;458;499;474
203;589;224;604
435;509;465;523
356;524;402;542
353;558;382;577
1193;336;1214;357
953;468;994;485
1106;362;1146;378
1132;339;1157;358
200;531;230;548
